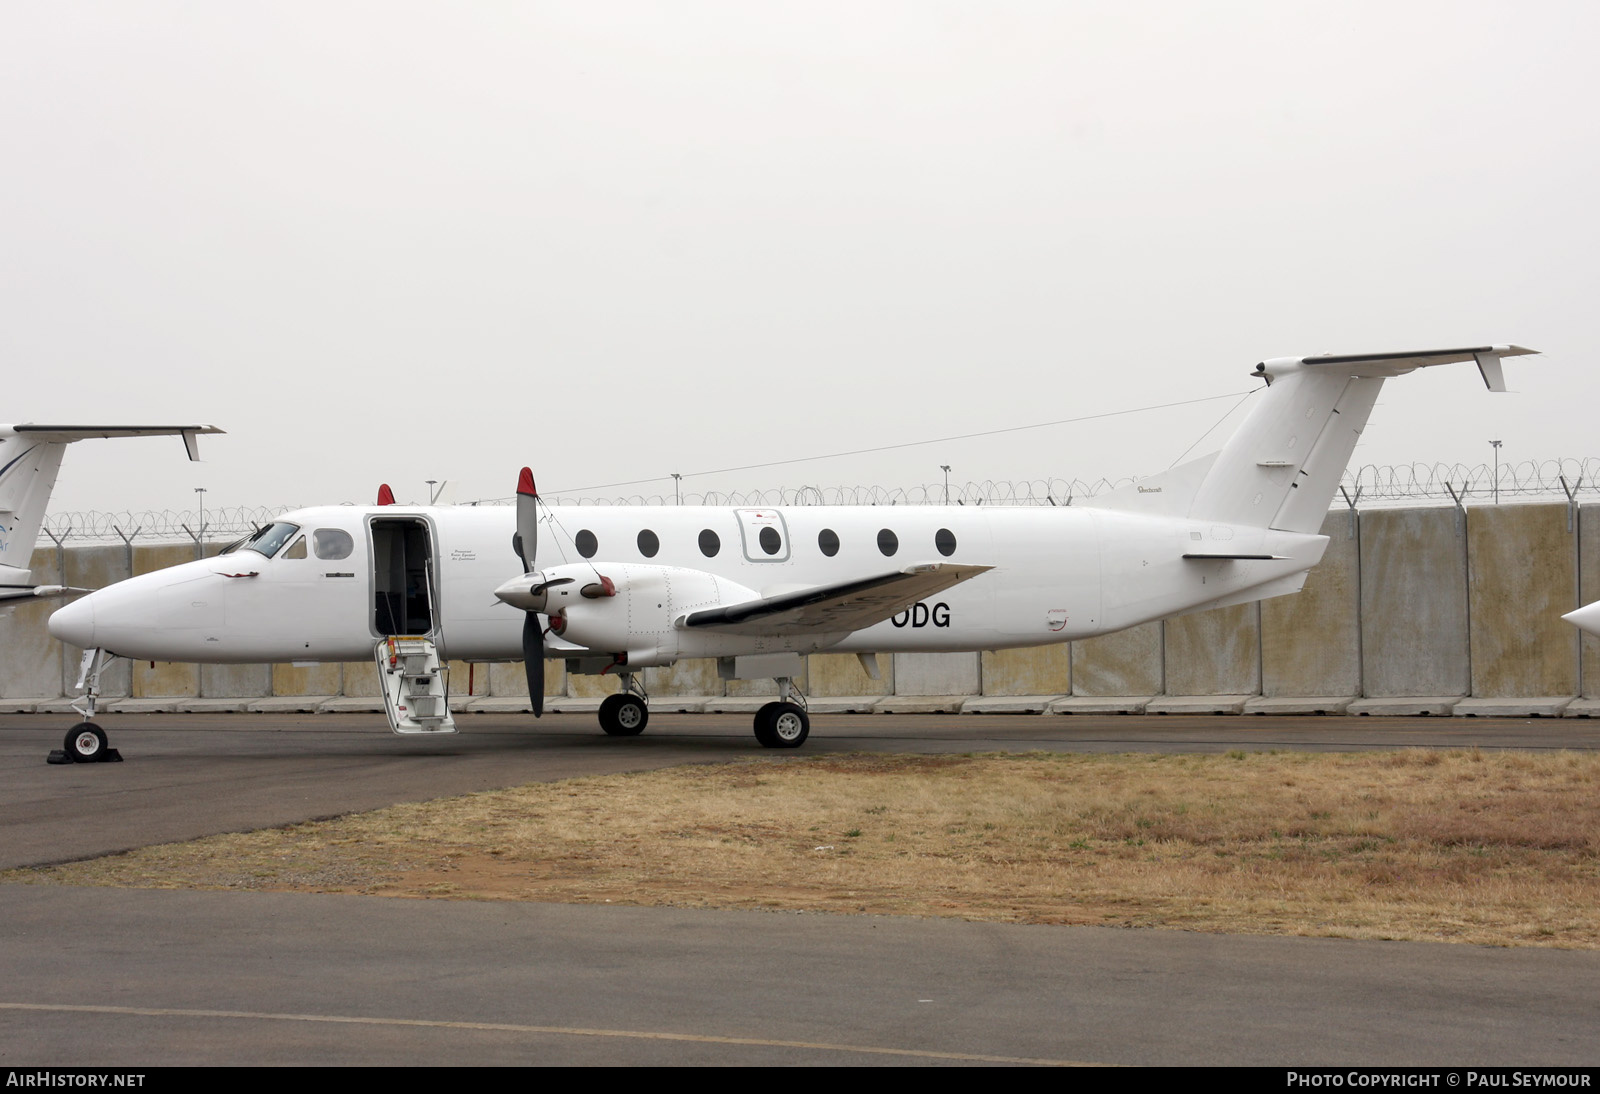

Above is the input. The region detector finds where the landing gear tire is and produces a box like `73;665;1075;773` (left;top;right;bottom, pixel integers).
599;693;648;737
754;702;809;749
65;723;108;763
753;701;783;748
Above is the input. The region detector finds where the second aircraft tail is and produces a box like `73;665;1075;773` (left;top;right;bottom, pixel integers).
0;424;221;599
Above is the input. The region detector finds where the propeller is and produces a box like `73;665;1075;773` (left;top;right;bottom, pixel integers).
513;468;543;715
501;467;609;716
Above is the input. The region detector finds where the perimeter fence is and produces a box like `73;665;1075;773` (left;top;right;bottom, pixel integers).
39;457;1600;545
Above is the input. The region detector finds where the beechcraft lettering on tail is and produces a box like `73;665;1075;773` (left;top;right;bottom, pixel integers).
42;347;1535;760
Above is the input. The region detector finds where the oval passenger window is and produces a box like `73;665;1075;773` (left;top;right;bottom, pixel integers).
575;530;598;558
637;529;659;558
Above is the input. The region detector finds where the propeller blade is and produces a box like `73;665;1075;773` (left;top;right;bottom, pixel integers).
515;467;538;573
522;611;545;718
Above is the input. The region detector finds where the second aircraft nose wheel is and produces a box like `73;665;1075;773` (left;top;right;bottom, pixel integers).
754;702;809;748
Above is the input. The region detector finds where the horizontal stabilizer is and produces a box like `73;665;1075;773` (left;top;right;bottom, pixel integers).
681;562;992;635
0;583;91;603
1287;345;1536;391
7;424;224;461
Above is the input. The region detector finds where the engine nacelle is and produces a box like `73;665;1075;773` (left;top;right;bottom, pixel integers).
496;562;754;667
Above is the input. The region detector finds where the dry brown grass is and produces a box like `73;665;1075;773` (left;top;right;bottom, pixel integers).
10;749;1600;947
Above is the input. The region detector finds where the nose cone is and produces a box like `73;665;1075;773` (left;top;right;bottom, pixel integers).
48;595;96;649
494;574;545;613
1563;600;1600;637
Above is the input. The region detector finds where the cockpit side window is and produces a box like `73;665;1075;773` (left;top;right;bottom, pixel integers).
282;536;308;559
313;529;354;561
241;521;301;558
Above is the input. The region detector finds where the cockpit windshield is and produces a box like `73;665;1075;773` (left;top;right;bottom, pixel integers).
233;521;302;558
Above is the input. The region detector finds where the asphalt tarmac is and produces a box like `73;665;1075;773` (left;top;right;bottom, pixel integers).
3;710;1598;1066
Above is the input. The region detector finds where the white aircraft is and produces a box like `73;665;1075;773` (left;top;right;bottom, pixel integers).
46;347;1533;761
2;424;222;603
1562;601;1600;636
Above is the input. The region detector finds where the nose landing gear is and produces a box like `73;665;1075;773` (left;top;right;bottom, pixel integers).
47;648;123;764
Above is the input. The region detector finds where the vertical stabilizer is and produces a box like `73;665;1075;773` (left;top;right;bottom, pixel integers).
0;438;68;575
1084;346;1535;533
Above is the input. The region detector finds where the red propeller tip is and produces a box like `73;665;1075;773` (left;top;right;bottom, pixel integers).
377;484;395;506
517;467;537;497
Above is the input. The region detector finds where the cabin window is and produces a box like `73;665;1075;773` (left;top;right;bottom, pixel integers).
877;529;898;557
576;530;598;558
638;529;660;558
699;529;720;557
935;528;957;557
314;529;354;560
282;536;307;559
758;526;782;555
818;528;840;557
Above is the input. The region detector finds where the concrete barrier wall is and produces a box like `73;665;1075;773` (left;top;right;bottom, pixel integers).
1467;504;1577;698
1260;510;1360;697
1359;507;1470;698
1581;506;1600;698
1164;604;1259;696
6;502;1599;708
981;646;1069;697
0;548;63;701
1070;622;1162;696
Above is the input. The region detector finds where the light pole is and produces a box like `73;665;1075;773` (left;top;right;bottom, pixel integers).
1489;440;1502;504
193;487;206;548
426;479;437;504
672;473;682;505
940;465;951;505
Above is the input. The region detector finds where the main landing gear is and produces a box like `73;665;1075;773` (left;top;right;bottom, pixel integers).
598;674;649;736
48;648;123;765
589;670;810;748
754;676;808;749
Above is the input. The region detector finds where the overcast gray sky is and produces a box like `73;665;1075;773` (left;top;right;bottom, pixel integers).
4;1;1595;513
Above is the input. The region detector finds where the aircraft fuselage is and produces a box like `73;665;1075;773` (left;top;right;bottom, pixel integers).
48;502;1328;666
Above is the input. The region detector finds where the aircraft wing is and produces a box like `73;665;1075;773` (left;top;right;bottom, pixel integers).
679;562;992;635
